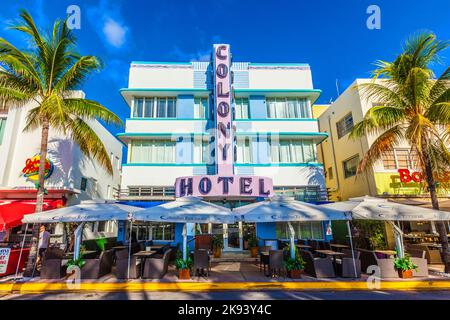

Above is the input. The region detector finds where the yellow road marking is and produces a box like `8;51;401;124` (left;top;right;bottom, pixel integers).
1;280;450;294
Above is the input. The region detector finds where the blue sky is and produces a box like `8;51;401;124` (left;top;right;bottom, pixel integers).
0;0;449;138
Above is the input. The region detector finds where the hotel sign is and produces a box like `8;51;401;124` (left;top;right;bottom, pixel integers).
174;44;274;199
214;44;233;176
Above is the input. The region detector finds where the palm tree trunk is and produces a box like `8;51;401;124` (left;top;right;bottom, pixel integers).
422;138;449;273
23;117;49;277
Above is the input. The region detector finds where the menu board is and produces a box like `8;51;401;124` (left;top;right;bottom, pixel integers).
0;248;11;274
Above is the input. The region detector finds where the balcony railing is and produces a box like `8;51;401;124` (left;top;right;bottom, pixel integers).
114;186;175;200
114;185;327;202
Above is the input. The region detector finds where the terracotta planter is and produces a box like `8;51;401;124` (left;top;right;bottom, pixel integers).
213;247;222;258
288;269;303;279
250;247;259;258
398;269;413;279
178;269;190;280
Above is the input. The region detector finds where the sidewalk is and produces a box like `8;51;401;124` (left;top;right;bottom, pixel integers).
1;261;449;294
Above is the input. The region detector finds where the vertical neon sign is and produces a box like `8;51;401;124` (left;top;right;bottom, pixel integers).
213;44;233;176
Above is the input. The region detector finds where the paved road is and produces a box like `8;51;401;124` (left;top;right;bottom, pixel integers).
2;290;450;300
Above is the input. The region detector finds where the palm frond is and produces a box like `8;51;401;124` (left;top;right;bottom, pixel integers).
54;56;102;92
63;98;123;126
68;117;113;175
357;125;404;173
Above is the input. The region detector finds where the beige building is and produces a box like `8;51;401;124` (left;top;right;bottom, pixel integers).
315;79;450;248
316;79;449;203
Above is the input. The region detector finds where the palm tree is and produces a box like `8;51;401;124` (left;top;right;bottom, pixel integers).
350;32;450;271
0;10;123;276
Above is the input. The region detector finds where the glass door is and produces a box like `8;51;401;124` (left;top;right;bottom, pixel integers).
223;222;243;251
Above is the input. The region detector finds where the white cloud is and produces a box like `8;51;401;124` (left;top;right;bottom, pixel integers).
87;0;130;50
102;18;127;48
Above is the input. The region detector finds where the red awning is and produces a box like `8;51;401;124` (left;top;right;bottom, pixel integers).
0;199;65;232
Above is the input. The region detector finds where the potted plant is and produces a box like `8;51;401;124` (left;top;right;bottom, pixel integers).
212;235;224;258
175;250;192;280
243;234;250;250
248;236;259;258
65;246;86;273
284;256;305;279
394;254;418;279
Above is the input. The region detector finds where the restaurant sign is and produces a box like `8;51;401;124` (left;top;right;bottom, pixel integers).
398;169;450;183
22;154;54;181
0;248;11;274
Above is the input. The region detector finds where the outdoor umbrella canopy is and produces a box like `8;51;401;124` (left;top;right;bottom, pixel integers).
320;196;450;221
21;200;143;223
320;195;450;258
133;196;236;224
134;197;236;262
234;196;352;222
235;196;353;264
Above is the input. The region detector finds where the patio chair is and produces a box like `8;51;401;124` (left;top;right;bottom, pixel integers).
357;248;378;272
300;249;335;278
193;249;211;277
407;243;443;264
142;249;172;279
337;249;361;278
268;250;285;277
309;240;320;251
406;249;429;277
259;246;271;273
81;250;114;279
40;248;66;279
115;249;140;279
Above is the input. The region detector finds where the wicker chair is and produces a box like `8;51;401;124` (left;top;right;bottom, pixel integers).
40;248;65;279
142;249;172;279
115;249;140;279
338;249;362;278
81;250;113;279
300;249;335;278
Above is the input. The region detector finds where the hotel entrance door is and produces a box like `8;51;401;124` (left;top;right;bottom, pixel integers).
212;222;243;251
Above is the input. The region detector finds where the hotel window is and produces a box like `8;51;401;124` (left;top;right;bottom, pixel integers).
130;140;176;163
266;97;311;119
0;117;6;145
235;98;249;119
151;223;175;241
382;148;419;170
269;139;316;163
336;113;354;138
343;155;359;178
194;97;209;119
327;167;334;180
133;97;177;118
193;139;211;164
80;177;88;191
276;222;324;240
236;137;252;163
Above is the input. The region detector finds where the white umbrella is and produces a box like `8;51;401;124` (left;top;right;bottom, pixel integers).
134;197;236;261
21;200;143;278
321;196;450;221
22;200;142;223
235;196;352;260
320;196;450;258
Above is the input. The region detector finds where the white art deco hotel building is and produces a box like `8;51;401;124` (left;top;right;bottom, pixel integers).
116;44;330;250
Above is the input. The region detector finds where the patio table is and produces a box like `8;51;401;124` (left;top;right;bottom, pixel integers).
133;250;158;276
296;244;312;250
63;250;96;259
330;244;349;252
374;250;397;258
314;249;344;273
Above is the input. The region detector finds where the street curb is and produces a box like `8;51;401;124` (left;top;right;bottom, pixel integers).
2;280;450;294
